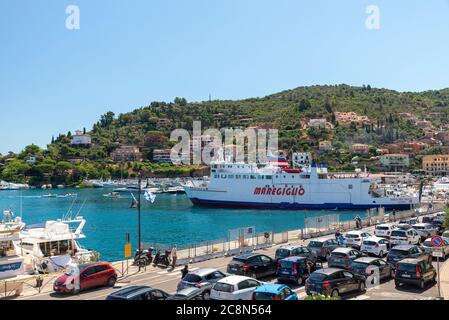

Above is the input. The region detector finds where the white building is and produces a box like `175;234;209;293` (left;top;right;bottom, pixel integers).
26;156;37;165
70;130;92;147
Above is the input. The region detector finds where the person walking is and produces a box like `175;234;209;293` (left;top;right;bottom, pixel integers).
392;210;397;222
171;244;178;269
181;265;189;279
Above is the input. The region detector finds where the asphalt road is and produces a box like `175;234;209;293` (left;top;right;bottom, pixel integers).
19;226;443;301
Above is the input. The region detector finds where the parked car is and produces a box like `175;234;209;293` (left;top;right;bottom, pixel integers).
275;245;317;263
177;268;227;295
53;262;117;294
412;223;437;240
390;228;421;245
360;236;390;257
227;253;277;279
399;217;419;226
374;223;395;239
328;247;362;269
305;268;366;298
422;238;449;260
167;287;209;300
394;258;436;289
421;216;435;224
431;219;445;235
350;257;393;282
106;286;170;300
442;230;449;240
277;256;316;285
434;212;445;222
344;231;372;249
252;284;297;300
210;275;262;300
307;239;341;261
386;244;431;266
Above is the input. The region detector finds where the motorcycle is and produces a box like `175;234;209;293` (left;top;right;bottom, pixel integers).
133;247;154;267
153;249;172;267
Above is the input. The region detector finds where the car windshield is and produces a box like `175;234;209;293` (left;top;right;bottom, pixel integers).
280;260;294;269
308;241;323;248
363;241;377;246
308;273;327;282
413;226;425;230
331;252;348;258
391;230;406;237
351;262;368;270
276;249;291;259
422;241;432;247
376;226;389;230
397;263;417;272
64;264;80;276
253;292;276;300
389;249;408;257
213;283;233;293
346;234;360;238
422;217;433;223
183;274;202;283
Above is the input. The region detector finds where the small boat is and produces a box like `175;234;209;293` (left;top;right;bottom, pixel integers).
103;192;120;199
0;211;26;280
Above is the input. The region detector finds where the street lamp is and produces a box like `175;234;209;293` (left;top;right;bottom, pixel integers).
137;171;142;271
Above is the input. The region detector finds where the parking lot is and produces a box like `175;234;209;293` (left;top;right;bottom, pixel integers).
17;216;446;301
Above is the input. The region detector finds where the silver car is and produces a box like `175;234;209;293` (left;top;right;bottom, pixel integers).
412;223;437;240
421;238;449;260
177;268;228;297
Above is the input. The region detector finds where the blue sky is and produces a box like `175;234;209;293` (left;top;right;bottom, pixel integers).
1;0;449;154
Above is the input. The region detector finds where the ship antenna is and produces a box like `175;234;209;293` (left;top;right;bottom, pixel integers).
75;198;87;218
64;194;78;220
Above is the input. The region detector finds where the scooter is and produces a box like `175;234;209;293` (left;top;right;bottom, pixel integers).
133;247;154;267
153;249;172;267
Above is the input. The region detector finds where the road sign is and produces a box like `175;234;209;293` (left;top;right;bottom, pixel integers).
431;235;444;248
124;243;132;258
432;249;444;258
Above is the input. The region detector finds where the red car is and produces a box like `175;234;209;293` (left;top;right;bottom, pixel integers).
54;262;117;294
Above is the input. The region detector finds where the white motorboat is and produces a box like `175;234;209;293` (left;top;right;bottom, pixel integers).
0;211;26;280
15;217;98;274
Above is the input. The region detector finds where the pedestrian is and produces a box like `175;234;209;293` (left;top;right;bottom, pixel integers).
335;230;341;240
392;210;396;222
181;265;189;279
171;244;178;269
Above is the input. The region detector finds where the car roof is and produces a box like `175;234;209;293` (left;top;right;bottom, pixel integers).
254;284;285;294
377;223;394;227
235;253;260;260
281;256;307;262
398;258;422;264
217;275;253;285
279;244;304;250
191;268;218;277
176;287;202;296
354;257;379;263
347;230;364;235
315;268;344;275
364;236;384;242
414;223;431;227
392;244;414;250
332;247;352;254
108;286;152;298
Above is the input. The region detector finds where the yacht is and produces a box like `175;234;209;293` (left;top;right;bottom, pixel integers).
16;217;97;274
0;211;26;280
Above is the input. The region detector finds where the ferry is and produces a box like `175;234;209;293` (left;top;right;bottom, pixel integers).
184;157;419;211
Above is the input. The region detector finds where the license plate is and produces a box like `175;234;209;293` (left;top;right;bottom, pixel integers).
310;290;317;295
402;274;411;278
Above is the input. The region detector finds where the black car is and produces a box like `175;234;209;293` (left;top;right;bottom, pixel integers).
350;257;393;283
432;220;445;235
394;258;437;289
227;253;277;279
166;287;209;300
307;239;341;261
386;244;431;266
106;286;170;300
305;268;366;298
275;245;318;263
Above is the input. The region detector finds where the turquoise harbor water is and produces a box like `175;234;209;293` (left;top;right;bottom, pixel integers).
0;188;366;262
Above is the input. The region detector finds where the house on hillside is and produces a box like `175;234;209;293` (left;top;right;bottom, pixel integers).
111;146;142;162
70;130;92;147
351;143;370;154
